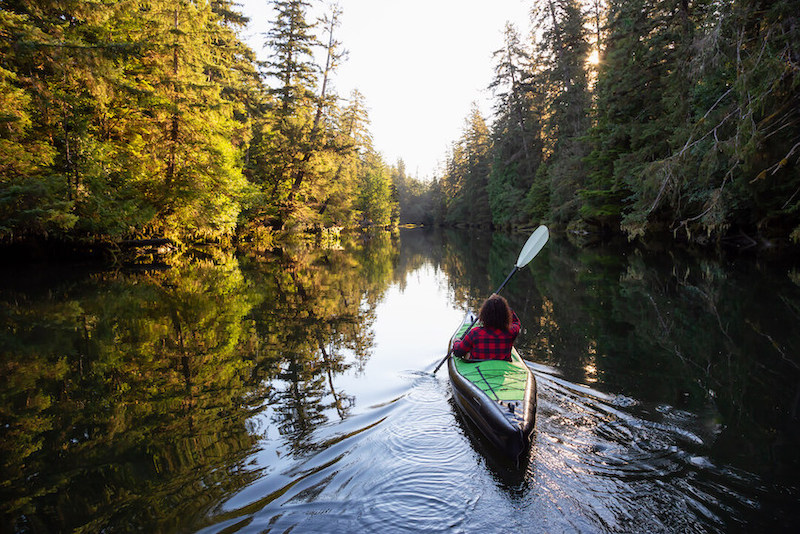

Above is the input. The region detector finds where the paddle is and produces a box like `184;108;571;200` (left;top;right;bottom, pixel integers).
433;225;549;374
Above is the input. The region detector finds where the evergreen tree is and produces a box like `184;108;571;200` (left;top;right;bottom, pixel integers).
533;0;593;227
584;0;698;237
0;0;254;242
440;141;467;222
263;0;318;115
142;0;251;239
641;0;800;242
254;0;349;230
461;104;492;227
579;0;800;243
0;8;68;239
355;151;395;228
490;23;537;178
488;23;546;227
317;89;372;228
440;104;492;226
249;0;318;226
284;2;345;208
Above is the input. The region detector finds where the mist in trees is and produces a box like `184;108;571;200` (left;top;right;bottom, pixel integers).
415;0;800;246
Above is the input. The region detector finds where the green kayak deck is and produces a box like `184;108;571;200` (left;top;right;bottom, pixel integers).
452;349;529;401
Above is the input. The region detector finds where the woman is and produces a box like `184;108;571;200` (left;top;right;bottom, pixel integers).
452;294;521;361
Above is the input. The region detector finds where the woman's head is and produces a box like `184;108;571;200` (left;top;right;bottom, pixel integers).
479;295;512;330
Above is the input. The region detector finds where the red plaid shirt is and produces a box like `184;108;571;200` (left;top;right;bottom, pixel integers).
453;311;521;361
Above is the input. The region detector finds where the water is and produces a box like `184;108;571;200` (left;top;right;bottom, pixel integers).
1;229;799;532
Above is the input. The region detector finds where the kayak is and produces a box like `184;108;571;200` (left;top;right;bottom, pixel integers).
447;312;537;462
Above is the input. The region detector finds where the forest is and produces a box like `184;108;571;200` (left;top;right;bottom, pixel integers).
400;0;800;246
1;0;798;250
0;0;398;249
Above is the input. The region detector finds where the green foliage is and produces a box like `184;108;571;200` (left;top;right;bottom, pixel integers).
0;11;70;239
264;0;319;114
0;0;393;247
2;0;797;246
392;159;437;226
0;0;258;242
526;162;552;223
430;0;800;245
487;162;525;227
439;105;492;226
533;0;592;226
487;23;543;229
355;152;396;227
581;0;800;241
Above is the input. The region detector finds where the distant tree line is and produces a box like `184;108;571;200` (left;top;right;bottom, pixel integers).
0;0;398;247
400;0;799;245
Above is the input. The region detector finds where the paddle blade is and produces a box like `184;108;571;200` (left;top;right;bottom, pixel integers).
515;225;549;268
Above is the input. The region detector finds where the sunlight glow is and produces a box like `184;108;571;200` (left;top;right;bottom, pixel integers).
239;0;532;180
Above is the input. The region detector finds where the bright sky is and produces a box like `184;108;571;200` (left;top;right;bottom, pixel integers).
239;0;532;180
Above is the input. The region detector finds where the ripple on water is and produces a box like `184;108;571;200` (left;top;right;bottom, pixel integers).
384;407;470;466
535;376;691;481
404;382;447;404
356;466;478;534
376;374;472;466
528;371;764;532
352;375;481;533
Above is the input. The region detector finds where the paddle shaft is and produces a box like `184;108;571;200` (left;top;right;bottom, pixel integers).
432;265;519;374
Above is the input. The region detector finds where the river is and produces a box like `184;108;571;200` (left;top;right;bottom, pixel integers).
1;228;799;532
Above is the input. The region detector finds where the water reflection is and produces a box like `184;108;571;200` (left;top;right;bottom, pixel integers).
0;253;262;531
1;228;799;532
0;233;398;531
515;237;800;488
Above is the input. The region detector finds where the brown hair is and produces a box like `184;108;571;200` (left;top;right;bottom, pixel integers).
479;295;512;330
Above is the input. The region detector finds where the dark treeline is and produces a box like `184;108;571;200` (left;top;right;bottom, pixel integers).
400;0;800;246
0;0;398;248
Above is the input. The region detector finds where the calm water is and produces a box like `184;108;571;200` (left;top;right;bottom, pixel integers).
1;229;799;532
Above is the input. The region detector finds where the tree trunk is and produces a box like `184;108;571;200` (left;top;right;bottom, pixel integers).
166;9;179;184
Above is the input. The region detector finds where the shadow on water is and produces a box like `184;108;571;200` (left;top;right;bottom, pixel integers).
1;227;800;532
446;395;533;493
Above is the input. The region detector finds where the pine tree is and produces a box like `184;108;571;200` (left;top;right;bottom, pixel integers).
488;23;546;227
585;0;716;239
461;105;492;227
315;89;377;228
0;8;68;238
263;0;318;115
284;3;345;208
129;0;250;239
355;151;395;228
533;0;593;227
653;0;800;242
0;0;256;242
490;23;536;176
440;105;492;226
255;0;350;230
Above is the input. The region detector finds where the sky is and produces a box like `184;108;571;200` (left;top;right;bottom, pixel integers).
239;0;532;180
